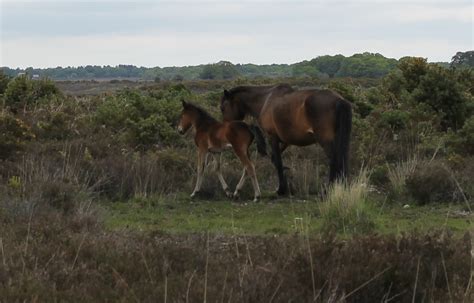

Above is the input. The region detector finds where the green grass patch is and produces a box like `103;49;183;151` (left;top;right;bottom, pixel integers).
103;194;472;236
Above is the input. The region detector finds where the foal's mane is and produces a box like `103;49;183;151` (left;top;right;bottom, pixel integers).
185;102;218;125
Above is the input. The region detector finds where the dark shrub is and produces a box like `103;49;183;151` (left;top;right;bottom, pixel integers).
32;78;62;100
378;109;410;131
0;112;35;159
40;181;79;213
370;164;389;188
4;75;32;109
447;115;474;155
0;70;11;94
406;161;457;204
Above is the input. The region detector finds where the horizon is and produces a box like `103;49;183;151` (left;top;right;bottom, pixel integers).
1;0;472;69
0;51;461;70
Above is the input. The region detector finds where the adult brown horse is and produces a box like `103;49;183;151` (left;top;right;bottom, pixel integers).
220;84;352;195
178;100;263;202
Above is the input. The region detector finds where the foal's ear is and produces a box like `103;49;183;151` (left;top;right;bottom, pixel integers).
223;89;230;98
181;99;187;107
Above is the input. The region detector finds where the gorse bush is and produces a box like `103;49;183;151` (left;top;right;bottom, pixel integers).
4;75;31;109
406;161;457;205
4;75;62;111
95;88;185;148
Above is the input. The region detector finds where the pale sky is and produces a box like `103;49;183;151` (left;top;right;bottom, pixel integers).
1;0;473;68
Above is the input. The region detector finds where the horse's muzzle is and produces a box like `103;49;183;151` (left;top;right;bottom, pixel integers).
177;126;184;134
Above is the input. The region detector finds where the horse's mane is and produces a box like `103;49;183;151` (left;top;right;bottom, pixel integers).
228;84;293;97
186;102;217;124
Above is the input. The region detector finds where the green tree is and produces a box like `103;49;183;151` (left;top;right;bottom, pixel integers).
312;55;345;77
336;53;398;78
450;51;474;68
200;61;240;80
291;61;320;77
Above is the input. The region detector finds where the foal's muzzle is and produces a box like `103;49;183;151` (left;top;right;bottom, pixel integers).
177;125;184;134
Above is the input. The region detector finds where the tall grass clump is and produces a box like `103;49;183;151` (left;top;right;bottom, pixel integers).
386;155;418;199
319;168;375;234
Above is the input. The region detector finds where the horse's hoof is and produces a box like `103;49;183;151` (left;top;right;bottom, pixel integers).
276;187;289;196
190;191;198;198
225;190;233;198
253;196;260;203
233;192;240;200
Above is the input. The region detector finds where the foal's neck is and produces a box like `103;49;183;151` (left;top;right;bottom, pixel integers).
192;111;217;131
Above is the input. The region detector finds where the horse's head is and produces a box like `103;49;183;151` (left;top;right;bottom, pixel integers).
220;89;245;121
177;100;194;134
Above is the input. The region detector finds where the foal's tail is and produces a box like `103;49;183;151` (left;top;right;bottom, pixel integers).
249;124;268;157
334;99;352;180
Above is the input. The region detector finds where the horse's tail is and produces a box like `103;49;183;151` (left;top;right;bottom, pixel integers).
334;99;352;180
249;124;268;157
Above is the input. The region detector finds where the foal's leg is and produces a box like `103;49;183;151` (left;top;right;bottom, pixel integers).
233;169;247;198
191;149;207;198
234;147;261;202
270;136;289;195
215;153;232;197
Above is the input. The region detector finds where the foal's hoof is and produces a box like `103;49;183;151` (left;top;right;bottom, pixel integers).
252;196;260;203
190;191;199;198
225;190;233;198
232;192;240;200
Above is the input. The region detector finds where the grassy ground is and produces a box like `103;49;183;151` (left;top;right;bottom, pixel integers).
103;194;473;236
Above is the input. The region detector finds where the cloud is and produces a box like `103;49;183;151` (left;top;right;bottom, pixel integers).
1;0;472;67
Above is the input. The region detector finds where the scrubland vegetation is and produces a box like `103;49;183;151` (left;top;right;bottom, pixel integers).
0;54;473;301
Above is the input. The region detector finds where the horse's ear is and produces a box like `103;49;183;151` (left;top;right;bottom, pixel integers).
223;89;230;98
181;99;187;107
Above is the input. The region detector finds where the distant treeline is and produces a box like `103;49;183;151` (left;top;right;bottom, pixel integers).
1;51;472;81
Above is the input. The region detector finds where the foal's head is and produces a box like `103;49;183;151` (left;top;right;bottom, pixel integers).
177;100;194;134
178;100;217;134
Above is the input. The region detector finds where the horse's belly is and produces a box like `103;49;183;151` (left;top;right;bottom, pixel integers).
278;129;316;146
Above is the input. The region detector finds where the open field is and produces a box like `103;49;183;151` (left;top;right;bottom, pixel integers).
1;56;473;301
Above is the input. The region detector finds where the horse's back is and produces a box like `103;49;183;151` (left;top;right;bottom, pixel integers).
263;88;348;145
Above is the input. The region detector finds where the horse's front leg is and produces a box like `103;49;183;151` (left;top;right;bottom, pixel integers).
191;149;207;198
270;137;289;195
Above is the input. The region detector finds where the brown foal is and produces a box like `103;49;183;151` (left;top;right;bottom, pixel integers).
177;100;261;202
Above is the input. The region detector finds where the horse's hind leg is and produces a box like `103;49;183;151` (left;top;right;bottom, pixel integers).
191;149;207;198
215;153;232;198
321;141;338;183
270;136;289;195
